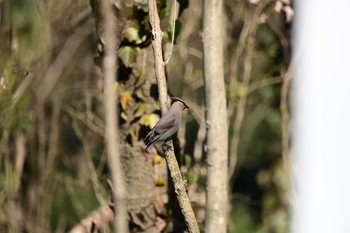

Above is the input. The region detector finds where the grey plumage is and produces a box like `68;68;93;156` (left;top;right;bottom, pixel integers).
144;98;188;153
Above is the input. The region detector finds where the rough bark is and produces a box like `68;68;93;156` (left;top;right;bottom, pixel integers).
147;0;200;232
203;0;228;232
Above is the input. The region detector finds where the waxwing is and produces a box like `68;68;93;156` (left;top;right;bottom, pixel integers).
144;97;188;153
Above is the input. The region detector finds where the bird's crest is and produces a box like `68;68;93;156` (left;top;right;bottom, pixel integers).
171;97;189;109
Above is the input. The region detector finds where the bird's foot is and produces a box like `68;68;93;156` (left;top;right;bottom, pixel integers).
163;142;173;152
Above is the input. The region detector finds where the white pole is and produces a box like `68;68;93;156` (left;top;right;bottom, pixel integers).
294;1;350;233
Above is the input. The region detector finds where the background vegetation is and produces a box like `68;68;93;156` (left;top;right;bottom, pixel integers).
0;0;292;232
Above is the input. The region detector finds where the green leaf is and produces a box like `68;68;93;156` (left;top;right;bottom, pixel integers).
134;103;146;118
118;46;140;67
175;20;182;39
134;0;148;11
124;26;140;43
159;4;170;18
135;70;147;88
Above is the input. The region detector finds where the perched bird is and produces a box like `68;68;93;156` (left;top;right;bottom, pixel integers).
144;97;189;153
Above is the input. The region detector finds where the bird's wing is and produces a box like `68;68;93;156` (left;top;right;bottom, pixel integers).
144;115;176;142
155;115;176;130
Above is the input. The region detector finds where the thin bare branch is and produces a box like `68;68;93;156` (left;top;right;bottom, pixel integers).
63;105;104;137
36;23;92;102
11;72;34;108
228;36;255;182
148;0;200;232
101;0;128;232
280;68;292;170
14;130;27;183
279;64;300;210
248;76;282;93
164;0;177;65
72;121;108;205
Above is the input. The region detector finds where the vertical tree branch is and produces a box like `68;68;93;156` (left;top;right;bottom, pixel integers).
280;67;292;173
280;64;300;211
203;0;228;232
101;0;128;232
228;36;255;182
147;0;200;232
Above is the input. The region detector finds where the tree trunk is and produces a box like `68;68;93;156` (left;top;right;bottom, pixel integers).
203;0;228;232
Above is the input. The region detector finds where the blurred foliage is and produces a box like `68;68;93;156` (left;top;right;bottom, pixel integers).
0;0;292;232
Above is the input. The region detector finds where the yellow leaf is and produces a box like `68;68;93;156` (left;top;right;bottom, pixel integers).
139;113;159;128
155;178;166;186
120;91;132;110
153;154;163;164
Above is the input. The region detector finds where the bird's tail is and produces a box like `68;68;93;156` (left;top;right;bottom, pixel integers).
144;143;153;153
144;134;161;153
144;129;154;143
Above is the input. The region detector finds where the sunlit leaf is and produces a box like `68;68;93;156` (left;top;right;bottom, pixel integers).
153;154;163;164
134;0;148;11
139;113;159;128
124;26;140;43
124;0;134;7
120;91;132;110
155;178;166;186
118;46;140;67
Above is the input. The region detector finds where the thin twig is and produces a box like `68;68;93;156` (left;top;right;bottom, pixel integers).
248;76;282;93
280;68;292;172
11;72;34;108
277;64;305;233
164;0;177;65
36;23;92;102
228;35;255;182
63;105;104;137
14;130;27;184
227;3;267;119
72;121;108;205
280;65;299;210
